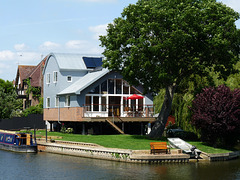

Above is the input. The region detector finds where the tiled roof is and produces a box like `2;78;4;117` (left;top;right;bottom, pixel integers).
28;56;48;87
16;65;36;88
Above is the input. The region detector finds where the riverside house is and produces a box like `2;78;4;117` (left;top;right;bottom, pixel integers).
43;53;155;135
15;58;46;110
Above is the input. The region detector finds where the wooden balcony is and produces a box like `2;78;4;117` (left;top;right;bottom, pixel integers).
44;104;155;123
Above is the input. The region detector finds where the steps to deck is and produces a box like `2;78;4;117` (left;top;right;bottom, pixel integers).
105;119;125;134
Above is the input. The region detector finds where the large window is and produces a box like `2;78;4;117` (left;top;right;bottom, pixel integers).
87;79;141;95
53;71;58;83
65;95;70;107
85;79;144;115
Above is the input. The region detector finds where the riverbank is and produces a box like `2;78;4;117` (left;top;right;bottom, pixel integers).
37;138;239;164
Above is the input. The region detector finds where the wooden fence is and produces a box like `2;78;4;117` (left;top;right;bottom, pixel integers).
0;114;45;130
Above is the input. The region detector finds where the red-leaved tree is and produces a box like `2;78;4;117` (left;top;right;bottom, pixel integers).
192;85;240;148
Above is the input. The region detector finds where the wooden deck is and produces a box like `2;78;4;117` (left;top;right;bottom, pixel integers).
82;117;156;122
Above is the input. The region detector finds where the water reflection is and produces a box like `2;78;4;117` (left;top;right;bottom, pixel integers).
0;150;239;180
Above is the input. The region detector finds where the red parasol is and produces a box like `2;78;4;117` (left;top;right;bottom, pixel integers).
127;94;144;100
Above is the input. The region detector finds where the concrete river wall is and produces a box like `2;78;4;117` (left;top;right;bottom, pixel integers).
37;139;190;164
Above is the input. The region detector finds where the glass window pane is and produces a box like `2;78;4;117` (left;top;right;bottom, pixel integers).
46;73;50;84
116;79;122;94
89;85;99;94
53;72;57;83
65;96;70;107
67;76;72;82
55;97;59;107
131;99;136;112
138;99;143;111
85;96;91;111
101;80;107;94
108;79;114;94
46;98;50;108
123;97;129;111
93;96;99;111
101;97;106;111
130;86;139;94
123;81;129;94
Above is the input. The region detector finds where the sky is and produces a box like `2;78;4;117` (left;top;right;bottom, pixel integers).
0;0;239;81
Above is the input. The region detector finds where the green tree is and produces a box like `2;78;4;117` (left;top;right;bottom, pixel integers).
0;79;22;119
100;0;240;138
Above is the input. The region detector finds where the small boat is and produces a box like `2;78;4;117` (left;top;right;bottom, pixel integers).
0;130;37;153
168;137;201;158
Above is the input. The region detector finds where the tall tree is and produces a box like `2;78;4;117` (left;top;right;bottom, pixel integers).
100;0;240;138
0;79;21;119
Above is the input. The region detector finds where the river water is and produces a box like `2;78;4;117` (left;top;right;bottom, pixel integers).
0;150;240;180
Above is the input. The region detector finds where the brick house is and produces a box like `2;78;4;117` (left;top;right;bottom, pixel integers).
15;57;47;110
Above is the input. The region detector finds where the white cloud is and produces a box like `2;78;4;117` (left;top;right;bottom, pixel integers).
0;50;15;61
65;40;89;49
65;40;103;54
89;24;108;40
14;43;29;51
220;0;240;12
0;62;10;69
39;41;61;52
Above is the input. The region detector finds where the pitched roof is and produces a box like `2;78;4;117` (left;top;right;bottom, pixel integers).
28;56;48;87
15;65;36;87
58;68;109;95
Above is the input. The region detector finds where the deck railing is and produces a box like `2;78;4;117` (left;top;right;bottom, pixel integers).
83;104;155;118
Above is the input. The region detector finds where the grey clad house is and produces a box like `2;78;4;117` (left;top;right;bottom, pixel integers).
43;53;155;135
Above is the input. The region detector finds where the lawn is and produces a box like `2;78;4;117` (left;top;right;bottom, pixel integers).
33;130;235;154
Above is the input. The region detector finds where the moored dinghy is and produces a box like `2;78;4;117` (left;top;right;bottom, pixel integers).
0;130;37;153
168;137;201;158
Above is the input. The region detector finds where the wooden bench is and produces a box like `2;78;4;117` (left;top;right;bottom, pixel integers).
150;142;170;154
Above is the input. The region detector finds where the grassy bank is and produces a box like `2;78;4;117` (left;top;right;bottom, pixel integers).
33;130;234;154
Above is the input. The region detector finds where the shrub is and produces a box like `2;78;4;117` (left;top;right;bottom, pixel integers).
191;85;240;148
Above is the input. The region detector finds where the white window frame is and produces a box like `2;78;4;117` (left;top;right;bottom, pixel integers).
55;97;59;107
53;71;58;83
46;97;50;108
67;76;72;82
65;95;70;107
46;73;50;84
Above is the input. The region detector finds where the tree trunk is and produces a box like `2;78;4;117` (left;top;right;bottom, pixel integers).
148;84;176;139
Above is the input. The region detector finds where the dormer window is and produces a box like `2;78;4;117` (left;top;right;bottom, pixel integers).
53;71;58;83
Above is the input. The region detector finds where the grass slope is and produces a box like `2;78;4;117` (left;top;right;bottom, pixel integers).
34;130;234;153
